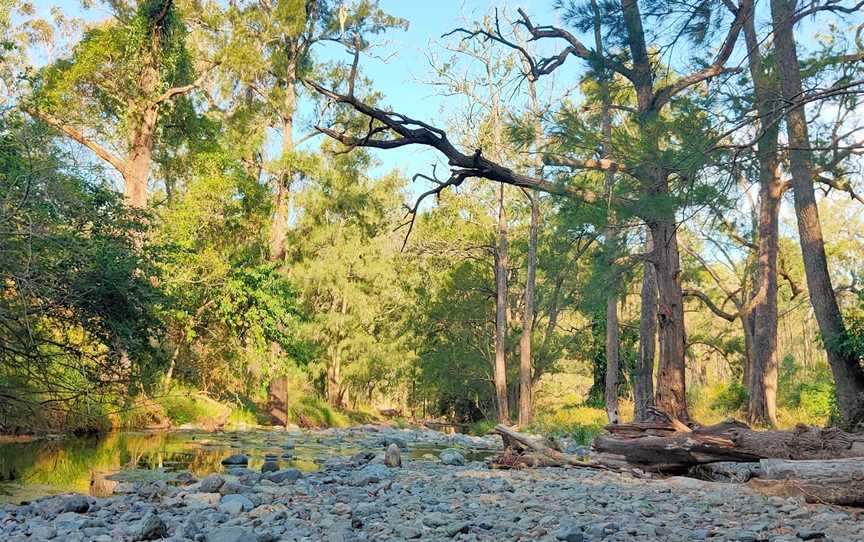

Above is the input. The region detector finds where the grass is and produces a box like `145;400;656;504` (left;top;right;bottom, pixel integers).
527;405;609;444
288;395;349;428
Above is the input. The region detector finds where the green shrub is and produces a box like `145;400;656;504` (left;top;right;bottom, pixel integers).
288;395;348;428
528;405;607;444
712;381;748;412
792;381;835;419
468;419;496;435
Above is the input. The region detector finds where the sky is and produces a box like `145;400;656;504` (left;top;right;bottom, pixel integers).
27;0;863;198
304;0;567;182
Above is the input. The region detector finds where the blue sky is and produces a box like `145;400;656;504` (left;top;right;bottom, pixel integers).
29;1;862;190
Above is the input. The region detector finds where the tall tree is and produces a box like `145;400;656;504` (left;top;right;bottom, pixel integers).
26;0;202;208
210;0;406;259
310;0;752;421
770;0;864;426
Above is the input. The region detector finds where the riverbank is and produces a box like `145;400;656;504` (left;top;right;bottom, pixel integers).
2;426;862;541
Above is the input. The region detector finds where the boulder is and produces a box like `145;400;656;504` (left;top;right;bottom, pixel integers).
220;454;249;466
384;443;402;468
136;513;167;541
439;449;466;466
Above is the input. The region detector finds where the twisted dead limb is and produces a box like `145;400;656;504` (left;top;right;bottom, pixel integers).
491;424;614;471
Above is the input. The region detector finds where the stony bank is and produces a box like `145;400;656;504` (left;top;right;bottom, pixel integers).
1;426;862;542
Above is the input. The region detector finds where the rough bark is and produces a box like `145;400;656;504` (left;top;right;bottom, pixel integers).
771;0;864;427
651;219;689;422
739;9;783;427
758;458;864;505
519;186;539;426
595;417;864;472
636;233;658;422
493;185;510;423
621;0;689;421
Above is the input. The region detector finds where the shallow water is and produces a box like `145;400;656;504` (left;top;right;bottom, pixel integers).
0;429;497;504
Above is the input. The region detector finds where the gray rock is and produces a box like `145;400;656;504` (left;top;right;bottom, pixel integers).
795;527;825;540
445;522;470;537
265;468;302;484
198;474;225;493
439;448;466;466
422;512;449;528
62;495;91;514
384;443;401;468
219;494;254;515
555;527;584;542
220;454;249;466
260;461;279;473
350;464;390;486
136;514;167;541
380;436;408;449
207;526;258;542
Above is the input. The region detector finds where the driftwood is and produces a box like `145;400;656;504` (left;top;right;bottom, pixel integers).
491;424;611;470
594;416;864;471
689;461;761;483
751;458;864;506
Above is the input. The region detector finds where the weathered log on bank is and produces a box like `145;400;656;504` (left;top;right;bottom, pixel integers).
491;425;613;470
594;418;864;471
753;458;864;505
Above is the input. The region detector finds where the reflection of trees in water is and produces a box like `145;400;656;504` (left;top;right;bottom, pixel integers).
0;430;343;501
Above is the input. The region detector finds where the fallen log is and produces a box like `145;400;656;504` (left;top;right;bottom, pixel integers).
754;458;864;506
491;425;612;471
594;417;864;471
689;461;761;483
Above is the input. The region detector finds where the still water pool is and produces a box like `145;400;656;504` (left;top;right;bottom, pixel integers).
0;429;497;504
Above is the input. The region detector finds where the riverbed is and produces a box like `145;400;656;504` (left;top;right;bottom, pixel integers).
0;426;498;504
1;426;863;541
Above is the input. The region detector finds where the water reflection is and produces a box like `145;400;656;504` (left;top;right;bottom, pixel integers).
0;430;343;504
0;430;500;504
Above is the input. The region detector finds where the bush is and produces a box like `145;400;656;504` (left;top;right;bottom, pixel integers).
527;405;607;444
288;395;348;428
712;381;748;412
155;384;230;426
468;419;496;435
792;381;835;420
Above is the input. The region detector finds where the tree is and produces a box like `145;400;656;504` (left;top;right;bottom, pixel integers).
770;0;864;426
310;0;752;421
25;0;204;208
0;112;164;424
208;0;406;260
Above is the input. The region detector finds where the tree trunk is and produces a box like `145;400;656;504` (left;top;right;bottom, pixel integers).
519;192;539;426
758;458;864;505
635;232;657;422
771;0;864;426
740;9;783;428
595;419;864;472
269;79;296;262
651;218;689;422
594;0;620;425
124;108;155;209
125;52;161;209
621;0;688;421
494;184;510;423
605;295;620;424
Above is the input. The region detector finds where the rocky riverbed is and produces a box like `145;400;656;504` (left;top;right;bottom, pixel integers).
1;426;862;542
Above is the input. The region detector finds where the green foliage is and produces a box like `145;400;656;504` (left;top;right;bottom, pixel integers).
527;405;607;445
468;419;497;436
711;382;749;413
0;113;165;429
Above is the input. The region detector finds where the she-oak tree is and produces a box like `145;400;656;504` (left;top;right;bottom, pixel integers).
309;0;753;422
